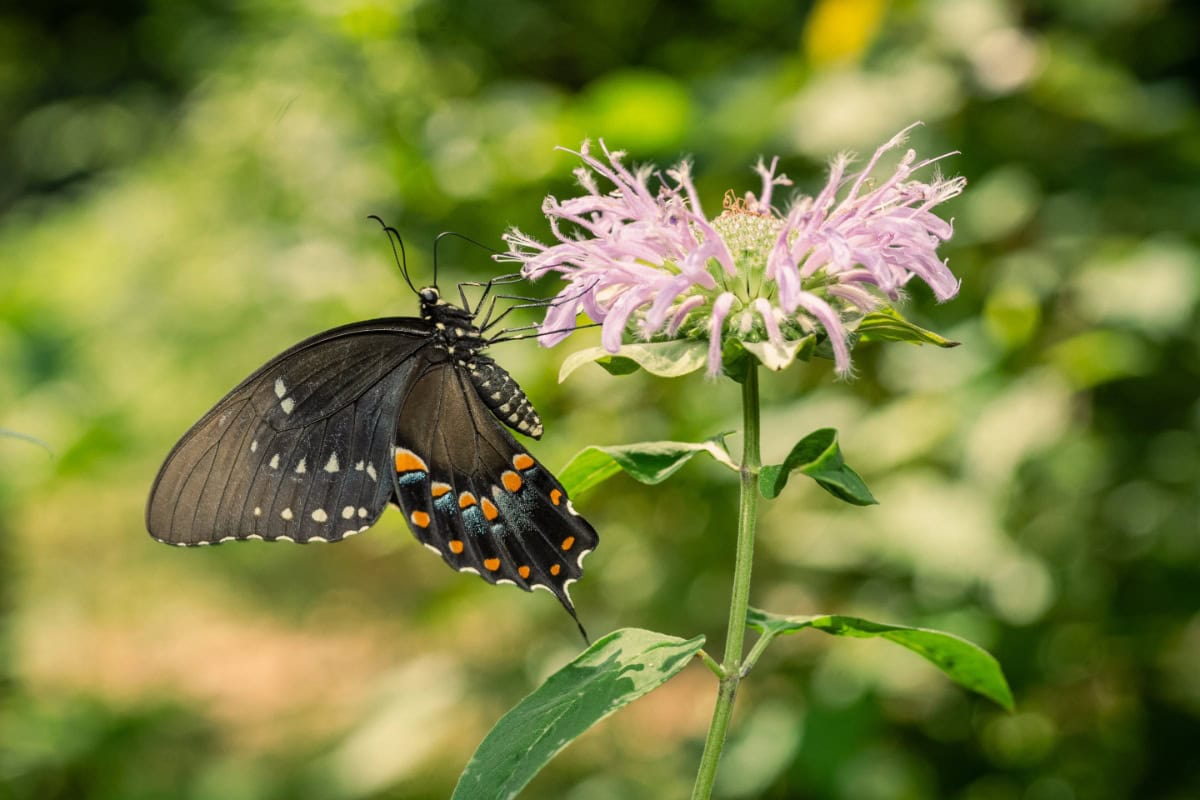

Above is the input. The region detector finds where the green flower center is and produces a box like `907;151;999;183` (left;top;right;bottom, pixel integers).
708;193;786;303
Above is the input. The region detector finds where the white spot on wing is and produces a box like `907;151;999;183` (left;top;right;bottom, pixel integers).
219;536;235;543
281;397;295;415
366;463;377;481
277;535;295;543
254;507;262;517
309;535;328;543
459;567;480;576
269;454;280;469
355;461;364;471
357;507;368;518
246;534;264;541
324;453;340;473
566;500;579;516
295;457;307;474
422;543;441;555
250;440;258;452
496;579;516;586
341;505;355;519
311;509;328;522
530;583;553;595
281;508;293;520
274;378;286;398
576;548;593;567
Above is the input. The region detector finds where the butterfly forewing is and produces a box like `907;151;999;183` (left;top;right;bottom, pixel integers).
147;321;431;545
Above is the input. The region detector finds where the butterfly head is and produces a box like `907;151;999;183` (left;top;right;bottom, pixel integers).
418;286;440;308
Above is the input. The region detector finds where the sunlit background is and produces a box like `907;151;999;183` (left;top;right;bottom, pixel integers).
2;0;1198;797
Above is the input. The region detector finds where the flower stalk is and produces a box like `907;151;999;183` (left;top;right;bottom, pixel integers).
692;362;761;800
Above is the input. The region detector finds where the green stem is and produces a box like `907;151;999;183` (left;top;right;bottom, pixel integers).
739;631;776;679
697;649;727;679
691;364;761;800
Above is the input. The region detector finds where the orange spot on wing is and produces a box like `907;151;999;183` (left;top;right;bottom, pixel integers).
561;536;575;551
481;499;499;520
550;564;561;576
458;492;477;509
501;471;522;492
449;539;464;554
431;482;451;498
410;511;430;528
394;449;429;473
550;489;563;506
518;565;531;579
513;453;535;470
483;557;501;572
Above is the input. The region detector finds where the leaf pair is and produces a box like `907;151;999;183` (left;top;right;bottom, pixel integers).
557;428;873;508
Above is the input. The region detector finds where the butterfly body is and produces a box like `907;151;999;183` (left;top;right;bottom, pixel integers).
147;285;597;622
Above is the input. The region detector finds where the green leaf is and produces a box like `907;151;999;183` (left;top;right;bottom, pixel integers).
558;436;737;497
746;608;1013;710
855;308;960;348
453;628;706;800
759;428;876;505
558;340;709;382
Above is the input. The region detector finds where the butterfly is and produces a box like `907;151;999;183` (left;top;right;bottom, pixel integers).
146;234;598;635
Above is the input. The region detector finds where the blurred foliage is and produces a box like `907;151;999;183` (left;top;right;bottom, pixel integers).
2;0;1199;798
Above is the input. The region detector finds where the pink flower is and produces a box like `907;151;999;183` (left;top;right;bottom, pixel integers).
499;124;965;377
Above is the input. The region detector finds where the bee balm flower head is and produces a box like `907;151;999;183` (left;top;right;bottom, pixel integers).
500;124;965;377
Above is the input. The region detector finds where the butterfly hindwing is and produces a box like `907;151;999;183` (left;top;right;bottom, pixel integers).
147;320;432;545
390;361;598;614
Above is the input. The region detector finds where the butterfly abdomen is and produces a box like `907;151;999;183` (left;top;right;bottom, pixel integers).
468;357;544;439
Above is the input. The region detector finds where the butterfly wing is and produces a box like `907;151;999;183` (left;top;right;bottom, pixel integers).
146;318;432;545
389;361;598;617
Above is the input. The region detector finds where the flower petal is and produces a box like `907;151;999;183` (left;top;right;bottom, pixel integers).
708;292;736;376
794;292;851;375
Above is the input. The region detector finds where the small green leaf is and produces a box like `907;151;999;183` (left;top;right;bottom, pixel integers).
453;628;706;800
595;357;642;376
559;436;737;497
759;428;876;505
855;308;960;348
747;608;1013;710
558;340;709;382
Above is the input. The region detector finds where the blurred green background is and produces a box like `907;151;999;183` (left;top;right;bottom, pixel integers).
2;0;1198;797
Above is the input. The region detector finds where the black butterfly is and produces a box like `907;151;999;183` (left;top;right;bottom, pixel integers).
146;244;598;633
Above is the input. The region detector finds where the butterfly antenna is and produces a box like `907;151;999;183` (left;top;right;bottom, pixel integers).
434;230;501;292
368;215;416;294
